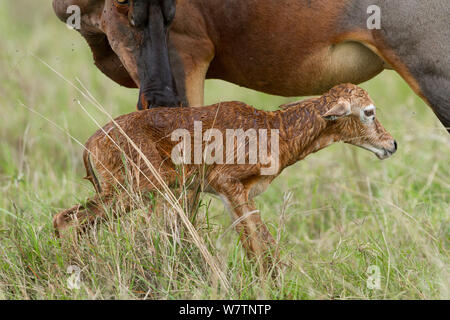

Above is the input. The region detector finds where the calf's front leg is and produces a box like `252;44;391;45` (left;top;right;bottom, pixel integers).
214;179;277;270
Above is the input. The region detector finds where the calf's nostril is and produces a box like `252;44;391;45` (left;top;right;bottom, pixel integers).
394;140;398;151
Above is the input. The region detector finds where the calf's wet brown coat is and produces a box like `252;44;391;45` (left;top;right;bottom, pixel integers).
54;84;396;265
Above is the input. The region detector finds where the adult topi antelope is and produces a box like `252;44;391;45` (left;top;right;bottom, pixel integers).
53;84;397;267
53;0;449;132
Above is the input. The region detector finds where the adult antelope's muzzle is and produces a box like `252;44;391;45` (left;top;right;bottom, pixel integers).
133;0;181;109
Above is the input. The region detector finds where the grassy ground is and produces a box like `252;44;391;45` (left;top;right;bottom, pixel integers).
0;0;448;300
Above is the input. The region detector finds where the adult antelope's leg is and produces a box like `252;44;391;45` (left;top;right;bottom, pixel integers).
379;0;450;132
184;60;211;107
386;51;450;132
418;76;450;132
341;0;450;132
396;64;450;133
168;45;212;106
374;43;450;132
374;40;450;132
169;11;215;107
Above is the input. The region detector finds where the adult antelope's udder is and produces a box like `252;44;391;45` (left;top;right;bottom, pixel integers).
290;41;385;96
210;41;385;98
323;41;385;87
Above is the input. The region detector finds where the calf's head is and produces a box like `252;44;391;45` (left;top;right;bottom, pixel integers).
322;84;397;160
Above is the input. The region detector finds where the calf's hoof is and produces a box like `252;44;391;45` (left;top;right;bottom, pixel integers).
53;205;84;238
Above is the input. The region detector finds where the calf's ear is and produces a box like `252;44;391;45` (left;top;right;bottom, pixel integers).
322;100;351;121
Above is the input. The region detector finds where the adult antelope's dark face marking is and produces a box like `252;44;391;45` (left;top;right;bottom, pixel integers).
111;0;183;109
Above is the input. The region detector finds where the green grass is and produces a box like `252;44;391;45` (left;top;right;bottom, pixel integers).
0;0;448;300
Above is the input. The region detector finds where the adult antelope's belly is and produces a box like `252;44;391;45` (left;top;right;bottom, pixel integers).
211;41;385;97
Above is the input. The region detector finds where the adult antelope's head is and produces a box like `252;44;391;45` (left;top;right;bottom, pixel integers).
53;0;183;109
322;84;397;160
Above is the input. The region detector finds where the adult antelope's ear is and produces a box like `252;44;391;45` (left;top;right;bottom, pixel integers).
322;100;351;121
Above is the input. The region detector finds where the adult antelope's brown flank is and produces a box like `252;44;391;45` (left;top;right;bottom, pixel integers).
53;0;450;132
53;84;397;267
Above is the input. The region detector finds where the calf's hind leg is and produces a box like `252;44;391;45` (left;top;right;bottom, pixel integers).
53;194;134;237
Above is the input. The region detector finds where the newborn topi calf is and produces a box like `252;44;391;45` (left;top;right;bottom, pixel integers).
54;83;397;267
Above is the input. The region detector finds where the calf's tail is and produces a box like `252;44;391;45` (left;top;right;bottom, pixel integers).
83;149;102;194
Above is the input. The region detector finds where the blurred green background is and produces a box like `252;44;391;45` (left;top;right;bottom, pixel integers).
0;0;448;299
